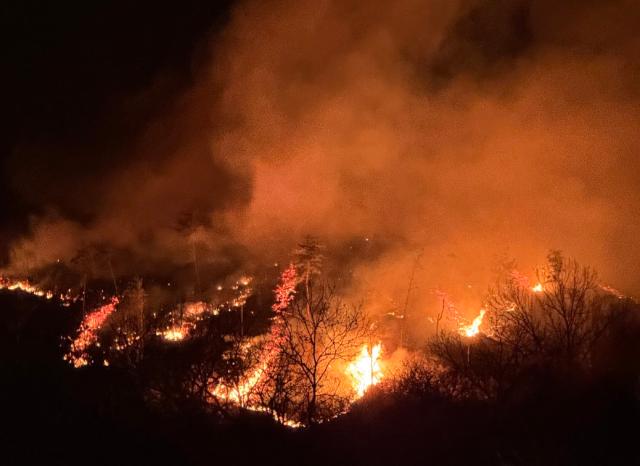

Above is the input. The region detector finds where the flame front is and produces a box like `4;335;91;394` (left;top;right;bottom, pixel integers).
1;277;53;299
347;343;383;398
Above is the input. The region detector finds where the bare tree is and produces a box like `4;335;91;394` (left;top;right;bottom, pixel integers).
486;251;612;364
294;236;325;286
275;279;368;424
429;252;622;400
253;349;301;423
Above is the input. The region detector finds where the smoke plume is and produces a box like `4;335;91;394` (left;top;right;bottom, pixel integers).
5;0;640;324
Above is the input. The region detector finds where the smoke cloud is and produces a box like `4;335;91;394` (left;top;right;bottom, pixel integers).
5;0;640;324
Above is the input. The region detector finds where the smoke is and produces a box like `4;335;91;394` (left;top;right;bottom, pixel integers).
5;0;640;325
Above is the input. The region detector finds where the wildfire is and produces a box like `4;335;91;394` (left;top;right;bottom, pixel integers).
460;309;486;337
207;265;300;425
347;343;383;398
65;297;120;367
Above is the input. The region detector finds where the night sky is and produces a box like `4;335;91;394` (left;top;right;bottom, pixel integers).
3;1;232;242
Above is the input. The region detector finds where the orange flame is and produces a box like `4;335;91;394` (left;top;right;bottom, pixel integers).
0;276;78;304
212;363;266;406
460;309;486;337
0;277;53;299
156;326;188;341
347;343;383;398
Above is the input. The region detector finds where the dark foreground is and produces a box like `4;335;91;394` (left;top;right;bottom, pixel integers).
2;292;639;466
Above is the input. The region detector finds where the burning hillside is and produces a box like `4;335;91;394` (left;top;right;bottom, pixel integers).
0;248;633;427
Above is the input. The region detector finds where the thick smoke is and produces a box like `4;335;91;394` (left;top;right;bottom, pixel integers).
4;0;640;325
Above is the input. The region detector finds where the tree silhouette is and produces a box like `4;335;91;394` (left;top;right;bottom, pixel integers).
430;252;627;400
276;279;367;424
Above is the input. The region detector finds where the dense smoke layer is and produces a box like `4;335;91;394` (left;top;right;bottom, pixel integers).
4;0;640;324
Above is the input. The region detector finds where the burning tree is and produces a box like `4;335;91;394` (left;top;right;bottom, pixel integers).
346;343;383;397
248;246;372;425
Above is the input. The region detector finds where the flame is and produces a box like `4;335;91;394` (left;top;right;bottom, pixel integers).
0;277;53;299
184;301;209;318
156;302;219;342
531;282;544;293
460;309;486;337
0;276;79;304
238;276;252;287
347;343;383;398
212;363;266;405
156;326;187;341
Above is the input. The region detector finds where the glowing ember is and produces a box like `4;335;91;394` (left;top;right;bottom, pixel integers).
65;297;119;367
272;264;298;313
460;309;486;337
347;343;383;398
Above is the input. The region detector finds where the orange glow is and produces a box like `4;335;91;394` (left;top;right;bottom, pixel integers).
347;343;383;398
531;282;544;293
599;284;626;299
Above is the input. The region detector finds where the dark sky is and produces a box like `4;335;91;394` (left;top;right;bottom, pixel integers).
2;1;232;240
